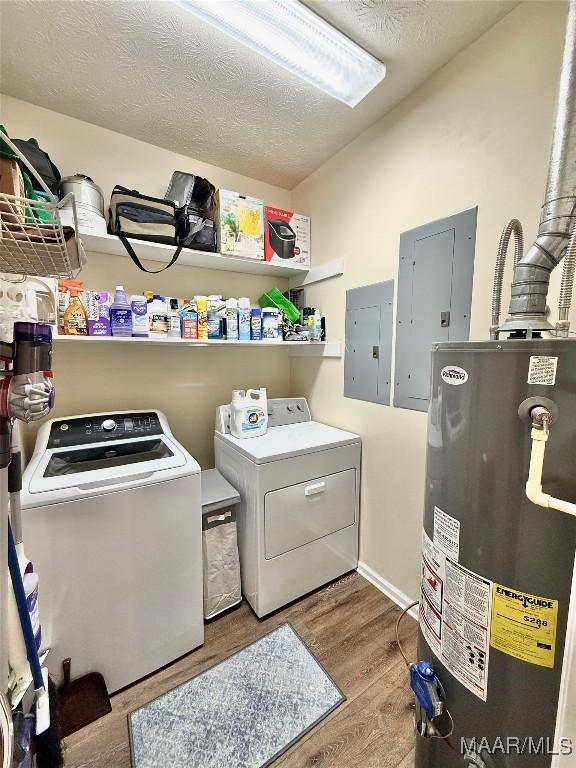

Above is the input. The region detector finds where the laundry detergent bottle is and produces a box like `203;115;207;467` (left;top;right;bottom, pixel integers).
230;388;268;438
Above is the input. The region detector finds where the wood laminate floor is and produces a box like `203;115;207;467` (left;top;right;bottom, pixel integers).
63;572;418;768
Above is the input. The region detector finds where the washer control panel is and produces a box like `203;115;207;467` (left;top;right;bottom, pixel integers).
267;398;311;428
47;411;163;448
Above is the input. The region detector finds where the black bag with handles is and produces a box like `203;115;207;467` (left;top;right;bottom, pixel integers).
165;171;217;252
13;137;61;195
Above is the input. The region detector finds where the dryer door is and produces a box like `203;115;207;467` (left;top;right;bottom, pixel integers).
264;469;356;559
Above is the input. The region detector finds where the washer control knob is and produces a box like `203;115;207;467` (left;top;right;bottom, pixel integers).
101;419;117;432
296;403;303;412
287;405;294;412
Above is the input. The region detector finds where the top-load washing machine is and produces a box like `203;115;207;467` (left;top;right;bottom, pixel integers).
215;398;361;617
21;410;203;693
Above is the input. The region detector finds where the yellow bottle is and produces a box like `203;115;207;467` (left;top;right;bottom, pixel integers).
63;287;88;335
196;296;208;340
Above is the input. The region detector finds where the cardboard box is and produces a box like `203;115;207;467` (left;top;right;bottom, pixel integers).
264;207;310;267
0;156;25;224
216;189;264;260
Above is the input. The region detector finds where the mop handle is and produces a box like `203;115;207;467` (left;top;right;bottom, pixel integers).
8;446;23;545
7;522;44;691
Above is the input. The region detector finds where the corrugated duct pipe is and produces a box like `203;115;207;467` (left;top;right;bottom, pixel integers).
501;0;576;335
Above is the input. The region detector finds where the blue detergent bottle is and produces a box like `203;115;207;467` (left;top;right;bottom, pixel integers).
111;285;133;337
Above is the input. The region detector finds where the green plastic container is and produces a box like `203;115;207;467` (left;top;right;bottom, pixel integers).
258;287;300;324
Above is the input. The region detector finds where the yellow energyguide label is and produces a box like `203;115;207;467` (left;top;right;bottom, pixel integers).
490;584;558;668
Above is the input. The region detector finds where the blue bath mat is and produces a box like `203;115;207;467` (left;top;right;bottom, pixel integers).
129;623;345;768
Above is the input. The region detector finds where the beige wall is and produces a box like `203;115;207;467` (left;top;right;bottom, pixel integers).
4;4;576;749
2;0;572;590
1;95;293;467
291;0;569;599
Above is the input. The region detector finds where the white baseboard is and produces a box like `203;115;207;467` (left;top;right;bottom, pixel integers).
357;561;419;620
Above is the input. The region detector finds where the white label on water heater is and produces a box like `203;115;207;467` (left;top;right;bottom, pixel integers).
420;530;492;702
433;506;460;561
441;365;469;385
527;355;558;386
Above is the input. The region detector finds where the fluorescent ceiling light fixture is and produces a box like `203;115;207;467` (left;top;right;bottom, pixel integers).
178;0;386;108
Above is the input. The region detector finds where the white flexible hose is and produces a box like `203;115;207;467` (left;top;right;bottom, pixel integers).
526;427;576;516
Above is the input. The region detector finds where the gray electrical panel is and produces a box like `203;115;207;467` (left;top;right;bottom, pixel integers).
345;280;394;405
394;207;477;412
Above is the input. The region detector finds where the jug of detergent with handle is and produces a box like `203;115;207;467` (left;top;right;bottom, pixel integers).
230;388;268;438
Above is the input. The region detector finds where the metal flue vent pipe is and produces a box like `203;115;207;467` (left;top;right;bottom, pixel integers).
501;0;576;334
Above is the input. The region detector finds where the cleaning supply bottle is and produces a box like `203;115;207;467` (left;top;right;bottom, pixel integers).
147;294;168;337
131;295;149;338
86;291;112;336
238;297;251;341
230;388;268;438
251;307;262;340
167;298;181;338
312;309;322;341
225;298;239;340
196;296;208;340
58;279;84;334
62;282;88;335
180;300;198;340
206;297;222;339
110;286;132;337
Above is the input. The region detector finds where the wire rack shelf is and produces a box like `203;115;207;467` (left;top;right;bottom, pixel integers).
0;128;86;278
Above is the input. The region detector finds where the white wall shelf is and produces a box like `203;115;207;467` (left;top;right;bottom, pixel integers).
54;335;342;358
288;258;344;289
80;231;308;279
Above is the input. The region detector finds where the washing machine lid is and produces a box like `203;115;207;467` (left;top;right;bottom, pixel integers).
215;421;360;463
23;410;200;501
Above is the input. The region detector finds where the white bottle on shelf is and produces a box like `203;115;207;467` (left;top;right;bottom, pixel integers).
312;309;322;341
167;298;181;338
226;298;239;340
147;294;168;337
238;298;251;341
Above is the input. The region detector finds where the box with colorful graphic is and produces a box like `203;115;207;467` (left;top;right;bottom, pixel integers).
216;190;264;260
264;207;310;267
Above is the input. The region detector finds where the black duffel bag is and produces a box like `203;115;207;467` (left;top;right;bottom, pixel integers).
13;137;61;195
177;207;217;251
108;186;182;272
165;171;217;252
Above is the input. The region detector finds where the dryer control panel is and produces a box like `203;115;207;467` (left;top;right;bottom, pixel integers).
47;411;163;448
215;398;311;435
267;398;311;428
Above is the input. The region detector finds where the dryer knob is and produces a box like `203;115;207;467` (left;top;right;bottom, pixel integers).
101;419;117;432
287;405;294;412
296;404;303;412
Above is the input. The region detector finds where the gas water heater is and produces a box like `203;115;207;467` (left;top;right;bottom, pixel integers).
413;3;576;767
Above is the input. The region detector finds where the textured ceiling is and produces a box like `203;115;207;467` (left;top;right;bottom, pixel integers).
1;0;518;189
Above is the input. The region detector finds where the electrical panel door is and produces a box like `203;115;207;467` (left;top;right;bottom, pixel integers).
395;207;477;411
345;281;394;405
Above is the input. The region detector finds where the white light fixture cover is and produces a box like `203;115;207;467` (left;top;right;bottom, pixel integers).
178;0;386;108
